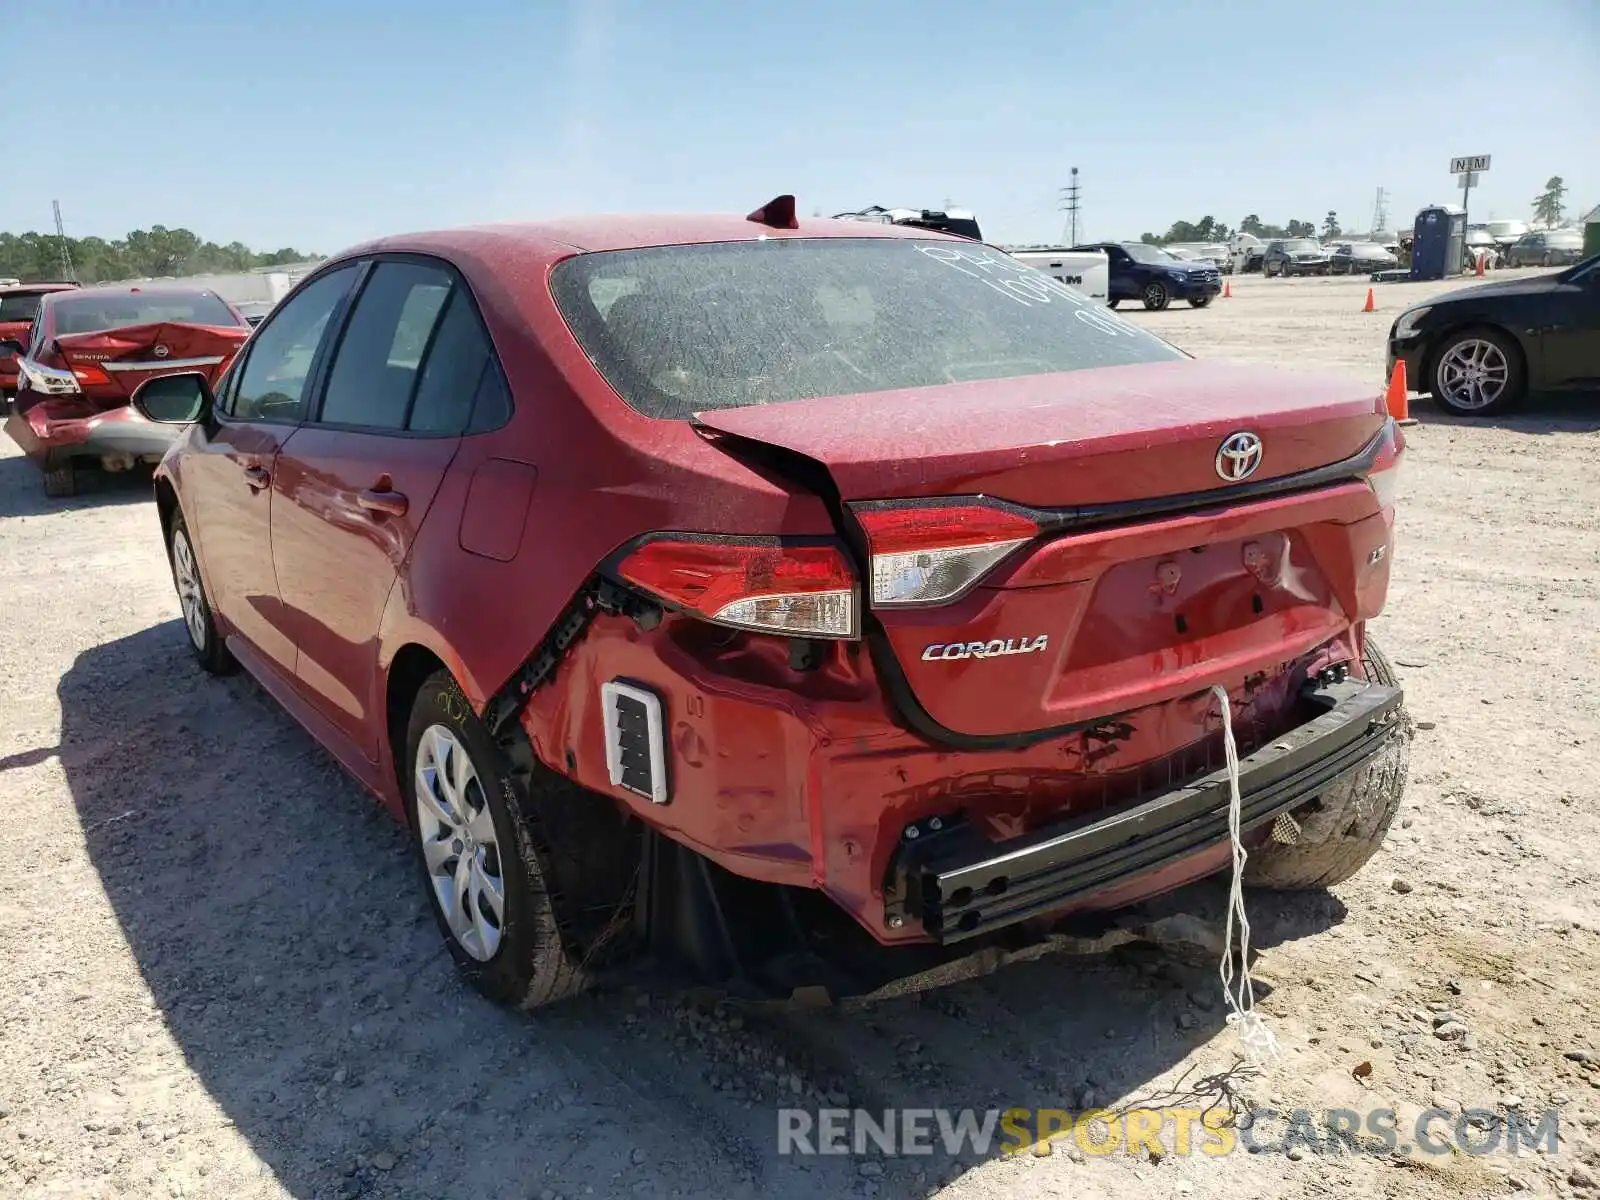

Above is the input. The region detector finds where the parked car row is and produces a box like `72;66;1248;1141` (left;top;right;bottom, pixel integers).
8;197;1418;1010
1501;228;1586;268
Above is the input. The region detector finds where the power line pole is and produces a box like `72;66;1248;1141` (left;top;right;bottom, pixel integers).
1370;186;1389;237
52;200;77;283
1058;168;1082;245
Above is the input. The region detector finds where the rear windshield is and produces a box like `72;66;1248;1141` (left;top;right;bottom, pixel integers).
550;238;1184;420
0;292;47;322
51;291;240;336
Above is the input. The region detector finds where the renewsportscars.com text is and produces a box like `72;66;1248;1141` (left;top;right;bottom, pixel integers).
777;1105;1562;1159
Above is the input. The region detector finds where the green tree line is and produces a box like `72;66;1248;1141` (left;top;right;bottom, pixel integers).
0;225;317;284
1138;214;1324;245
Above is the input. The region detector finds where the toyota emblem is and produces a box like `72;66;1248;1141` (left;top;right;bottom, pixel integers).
1215;431;1263;482
153;344;170;358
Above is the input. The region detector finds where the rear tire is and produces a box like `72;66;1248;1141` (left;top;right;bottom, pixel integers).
404;671;641;1010
43;463;76;498
1243;638;1412;890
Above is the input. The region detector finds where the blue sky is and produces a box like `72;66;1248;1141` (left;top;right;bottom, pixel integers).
6;0;1597;253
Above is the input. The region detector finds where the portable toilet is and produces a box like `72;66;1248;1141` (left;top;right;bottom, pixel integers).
1584;205;1600;260
1410;205;1466;281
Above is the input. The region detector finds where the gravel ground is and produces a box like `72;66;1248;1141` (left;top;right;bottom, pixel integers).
2;268;1597;1200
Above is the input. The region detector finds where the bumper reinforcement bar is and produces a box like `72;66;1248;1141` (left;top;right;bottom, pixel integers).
886;677;1404;943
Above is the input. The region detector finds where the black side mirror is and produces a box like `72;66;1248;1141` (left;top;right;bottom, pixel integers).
0;337;23;358
132;372;214;424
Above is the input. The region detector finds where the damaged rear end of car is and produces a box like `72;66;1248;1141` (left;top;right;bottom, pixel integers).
482;226;1412;999
4;287;248;495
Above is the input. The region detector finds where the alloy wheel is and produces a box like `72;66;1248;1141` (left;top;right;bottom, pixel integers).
414;724;505;962
171;528;207;651
1436;338;1510;411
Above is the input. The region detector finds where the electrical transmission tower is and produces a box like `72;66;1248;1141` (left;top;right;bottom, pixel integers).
1058;168;1082;245
52;200;77;283
1369;186;1390;237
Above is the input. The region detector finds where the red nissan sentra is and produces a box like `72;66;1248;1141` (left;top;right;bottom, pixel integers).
2;283;249;496
133;198;1410;1008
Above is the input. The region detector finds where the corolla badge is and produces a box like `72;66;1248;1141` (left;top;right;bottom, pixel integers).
921;635;1049;662
1215;431;1263;482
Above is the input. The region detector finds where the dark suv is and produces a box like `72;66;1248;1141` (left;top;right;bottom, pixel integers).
1074;241;1222;310
1264;239;1331;277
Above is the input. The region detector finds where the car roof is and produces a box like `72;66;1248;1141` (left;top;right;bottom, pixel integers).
0;282;79;296
42;282;229;304
336;212;959;264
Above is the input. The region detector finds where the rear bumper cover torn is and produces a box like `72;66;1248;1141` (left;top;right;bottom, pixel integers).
3;401;178;468
887;677;1404;942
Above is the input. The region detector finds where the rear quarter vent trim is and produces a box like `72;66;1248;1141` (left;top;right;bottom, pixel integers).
602;680;670;805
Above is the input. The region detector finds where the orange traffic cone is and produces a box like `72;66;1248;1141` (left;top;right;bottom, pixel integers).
1363;287;1376;313
1223;280;1232;299
1475;252;1486;278
1385;360;1415;425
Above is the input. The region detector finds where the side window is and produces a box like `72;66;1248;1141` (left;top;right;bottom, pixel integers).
318;261;452;430
231;266;357;422
408;288;509;435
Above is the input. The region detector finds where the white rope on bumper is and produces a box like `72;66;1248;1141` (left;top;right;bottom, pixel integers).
1211;684;1281;1067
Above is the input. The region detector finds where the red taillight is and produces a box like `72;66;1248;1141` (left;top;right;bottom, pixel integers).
854;500;1041;607
615;537;858;639
70;364;111;386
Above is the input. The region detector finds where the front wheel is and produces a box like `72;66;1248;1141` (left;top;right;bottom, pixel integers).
1243;638;1412;889
169;511;237;674
1141;280;1171;311
405;671;640;1010
1429;326;1525;416
1188;295;1212;308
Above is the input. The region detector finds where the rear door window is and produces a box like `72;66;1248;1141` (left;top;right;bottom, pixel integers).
316;259;510;435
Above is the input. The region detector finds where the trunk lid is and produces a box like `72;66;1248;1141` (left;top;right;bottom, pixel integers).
55;322;248;401
695;359;1394;740
692;359;1384;506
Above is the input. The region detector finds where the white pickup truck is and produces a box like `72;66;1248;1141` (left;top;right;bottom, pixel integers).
831;206;1110;304
1003;247;1111;305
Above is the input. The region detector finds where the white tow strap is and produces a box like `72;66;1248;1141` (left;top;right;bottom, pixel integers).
1211;684;1280;1067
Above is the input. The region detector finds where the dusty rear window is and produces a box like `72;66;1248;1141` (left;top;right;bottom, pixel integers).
51;291;241;335
550;238;1184;420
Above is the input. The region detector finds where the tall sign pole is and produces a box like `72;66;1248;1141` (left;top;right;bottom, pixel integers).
1449;156;1491;258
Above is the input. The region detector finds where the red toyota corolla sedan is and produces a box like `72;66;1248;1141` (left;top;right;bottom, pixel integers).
133;199;1411;1008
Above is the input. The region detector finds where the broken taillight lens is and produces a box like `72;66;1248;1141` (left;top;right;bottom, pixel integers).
1366;419;1405;511
71;364;111;387
614;537;858;639
854;501;1041;608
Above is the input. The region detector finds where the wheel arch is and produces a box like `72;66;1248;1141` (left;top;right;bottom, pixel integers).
153;474;180;560
1423;319;1532;393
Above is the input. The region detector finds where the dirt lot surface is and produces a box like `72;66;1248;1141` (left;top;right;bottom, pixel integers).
2;269;1597;1200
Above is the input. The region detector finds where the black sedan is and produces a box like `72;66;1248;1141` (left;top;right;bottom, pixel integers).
1388;254;1600;416
1330;242;1399;275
